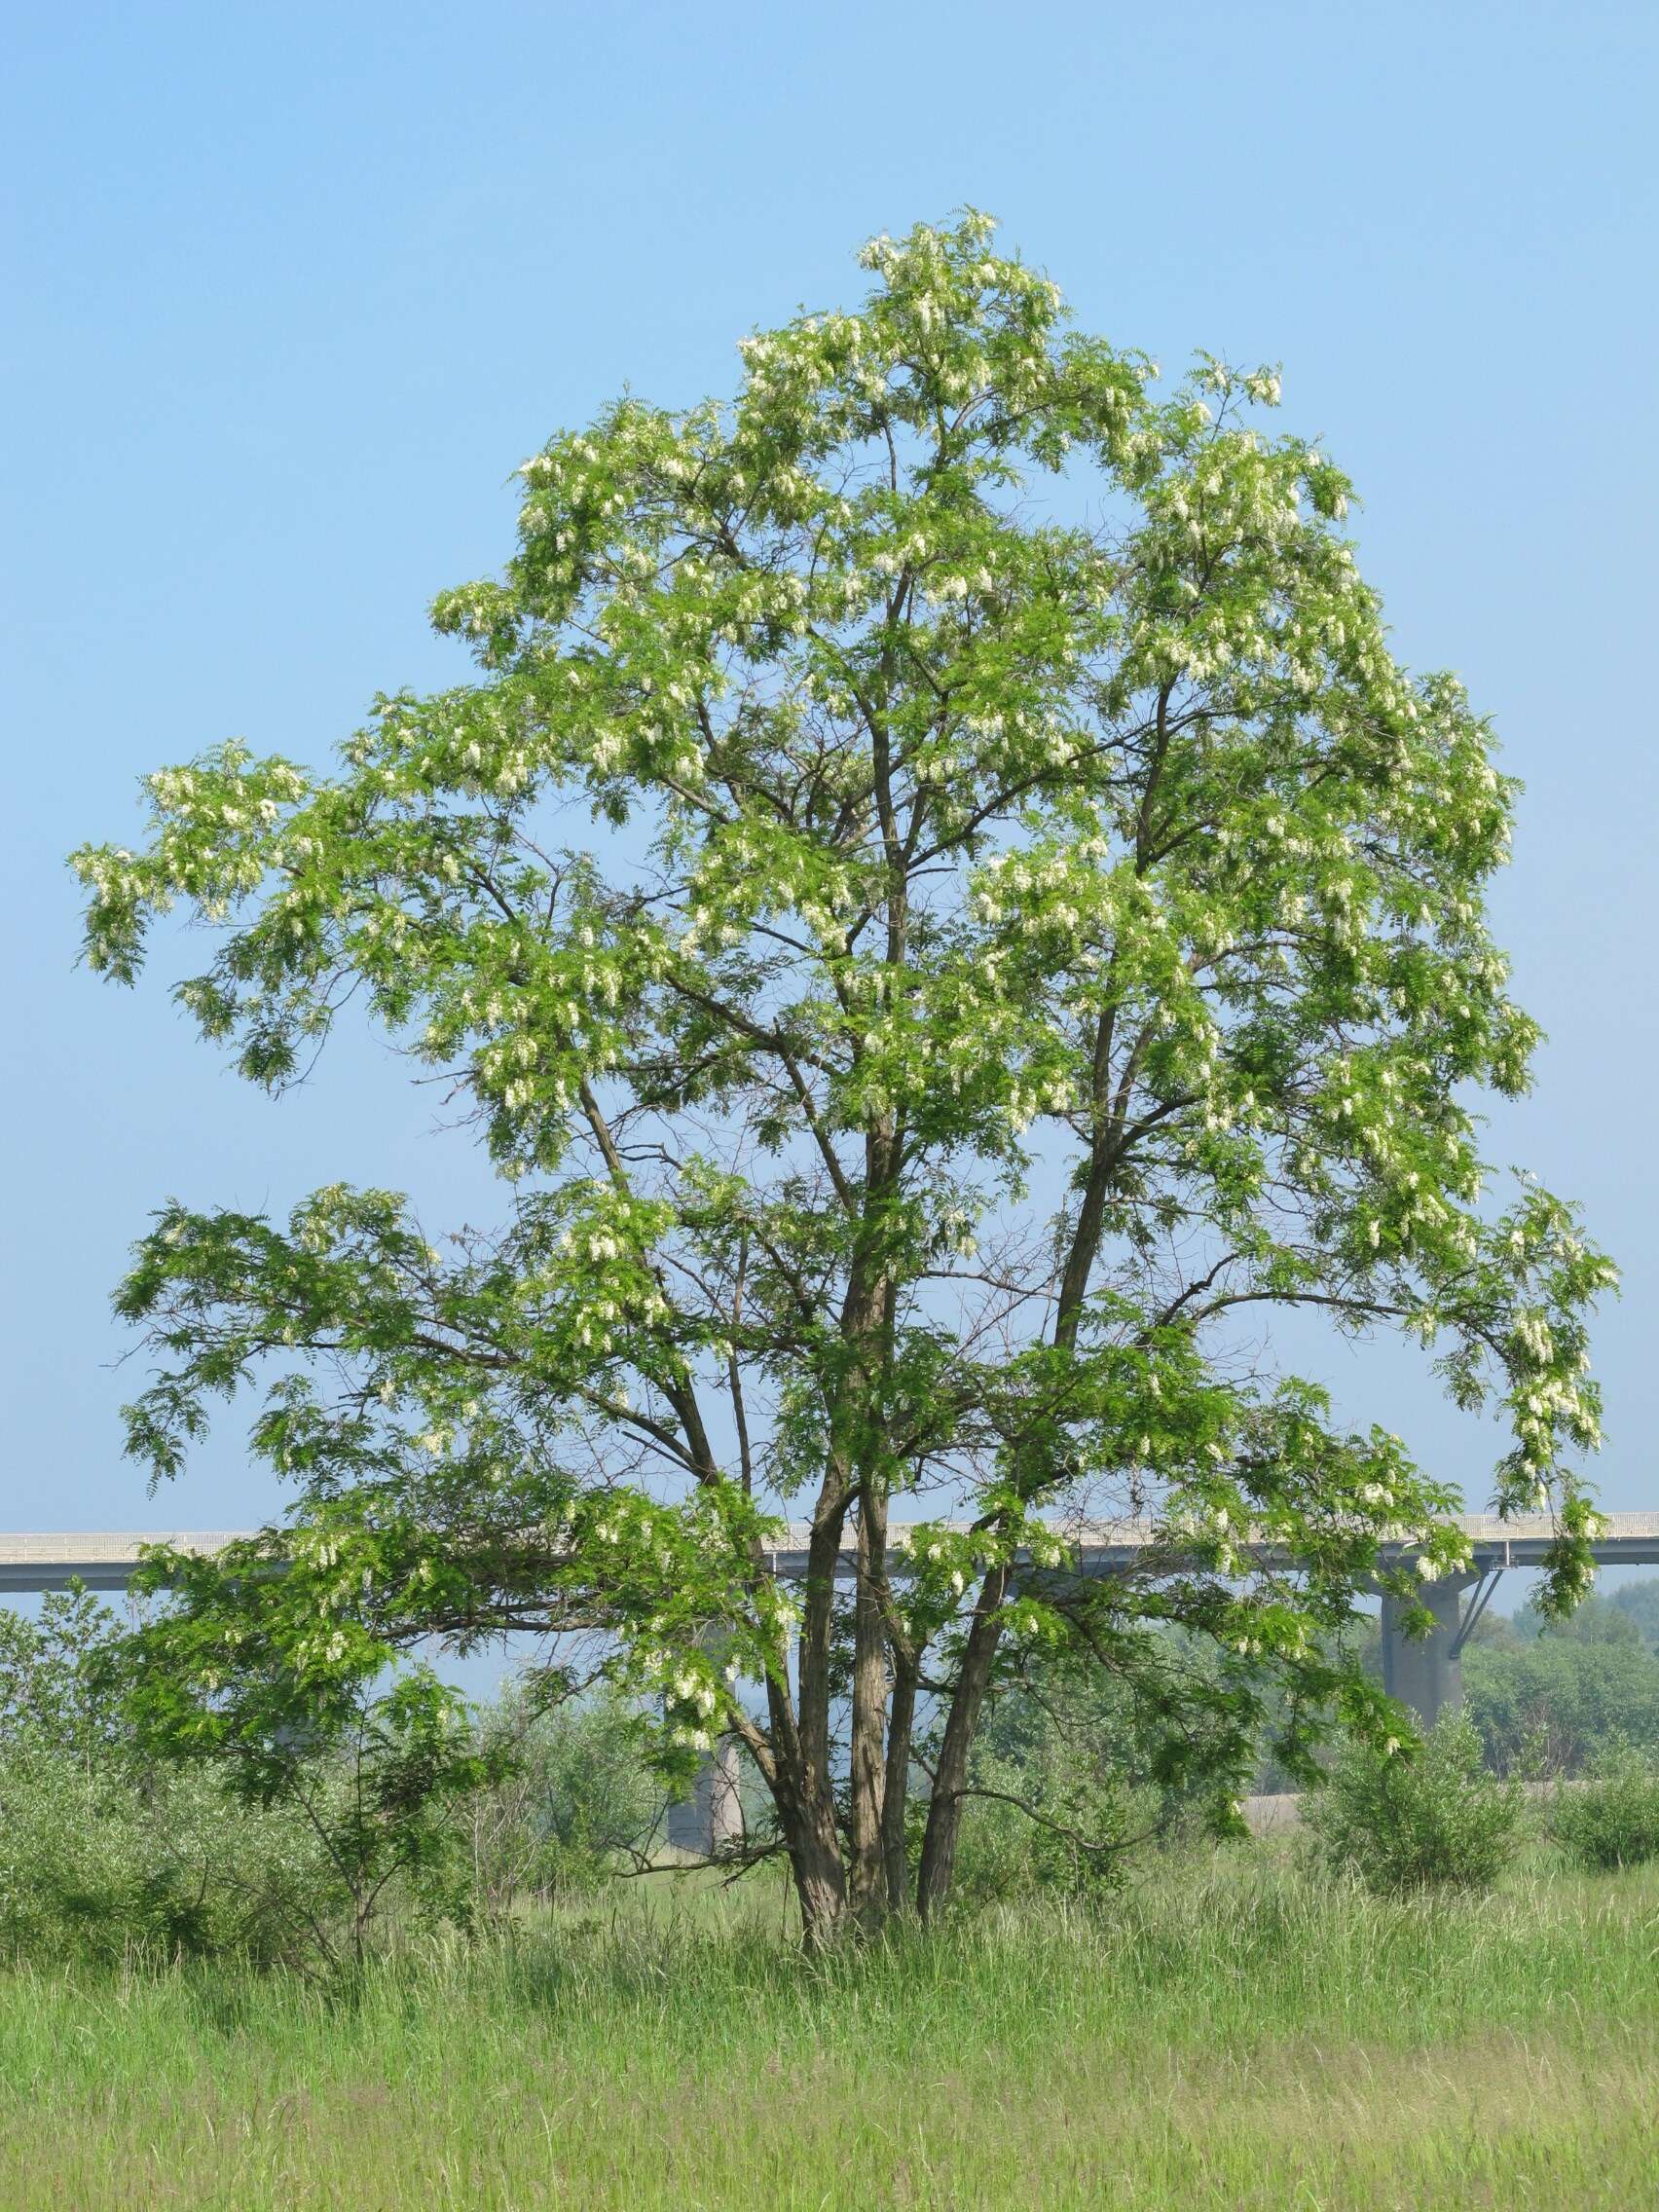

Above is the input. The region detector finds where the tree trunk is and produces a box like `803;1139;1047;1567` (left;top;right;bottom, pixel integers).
847;1492;890;1929
756;1655;850;1950
776;1773;849;1950
915;1564;1010;1921
881;1646;918;1915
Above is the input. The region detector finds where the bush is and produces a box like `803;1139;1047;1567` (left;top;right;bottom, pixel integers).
462;1686;666;1911
1304;1714;1522;1895
0;1740;336;1968
1553;1749;1659;1871
951;1750;1135;1906
0;1590;335;1965
0;1585;487;1970
950;1675;1161;1905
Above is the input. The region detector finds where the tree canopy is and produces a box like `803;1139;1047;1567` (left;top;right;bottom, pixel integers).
74;212;1613;1943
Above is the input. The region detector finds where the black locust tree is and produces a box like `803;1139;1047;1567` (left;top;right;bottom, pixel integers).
74;214;1612;1946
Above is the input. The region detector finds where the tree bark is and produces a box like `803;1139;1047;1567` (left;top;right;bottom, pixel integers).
785;1801;851;1953
881;1644;918;1915
752;1638;849;1949
915;1563;1010;1920
847;1491;890;1927
767;1729;849;1949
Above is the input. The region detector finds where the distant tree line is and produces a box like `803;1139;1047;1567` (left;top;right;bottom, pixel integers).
1459;1584;1659;1777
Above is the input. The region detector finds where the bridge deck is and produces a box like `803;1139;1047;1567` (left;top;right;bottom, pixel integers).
4;1515;1659;1594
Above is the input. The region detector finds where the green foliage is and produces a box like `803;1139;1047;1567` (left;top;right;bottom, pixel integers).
0;1586;669;1965
463;1684;665;1909
951;1734;1133;1906
0;1583;492;1971
111;1533;511;1962
1304;1713;1523;1894
0;1590;341;1968
1463;1596;1659;1778
1552;1748;1659;1871
1610;1577;1659;1651
950;1639;1258;1903
0;1584;128;1759
1510;1588;1642;1647
0;1738;335;1969
71;210;1613;1936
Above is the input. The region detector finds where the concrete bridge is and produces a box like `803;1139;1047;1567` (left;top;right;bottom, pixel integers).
6;1517;1659;1849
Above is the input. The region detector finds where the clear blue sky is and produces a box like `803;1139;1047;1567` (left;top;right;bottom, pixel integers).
5;0;1655;1549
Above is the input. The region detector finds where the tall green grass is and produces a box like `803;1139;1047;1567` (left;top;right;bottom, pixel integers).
3;1852;1657;2209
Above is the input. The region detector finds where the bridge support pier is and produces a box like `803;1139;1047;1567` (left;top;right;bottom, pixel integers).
1380;1575;1478;1730
664;1621;744;1858
665;1735;742;1855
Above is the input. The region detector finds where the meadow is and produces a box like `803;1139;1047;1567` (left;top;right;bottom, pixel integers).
4;1847;1657;2211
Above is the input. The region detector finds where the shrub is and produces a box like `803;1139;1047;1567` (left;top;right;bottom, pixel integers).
946;1645;1258;1908
1553;1749;1659;1871
462;1686;666;1911
950;1742;1138;1906
950;1679;1149;1906
0;1585;486;1971
1304;1713;1522;1895
0;1740;336;1968
0;1590;340;1966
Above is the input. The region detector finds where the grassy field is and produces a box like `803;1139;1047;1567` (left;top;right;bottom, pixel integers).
3;1851;1657;2211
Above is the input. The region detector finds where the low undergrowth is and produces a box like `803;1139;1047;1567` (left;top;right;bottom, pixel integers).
1553;1747;1659;1871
